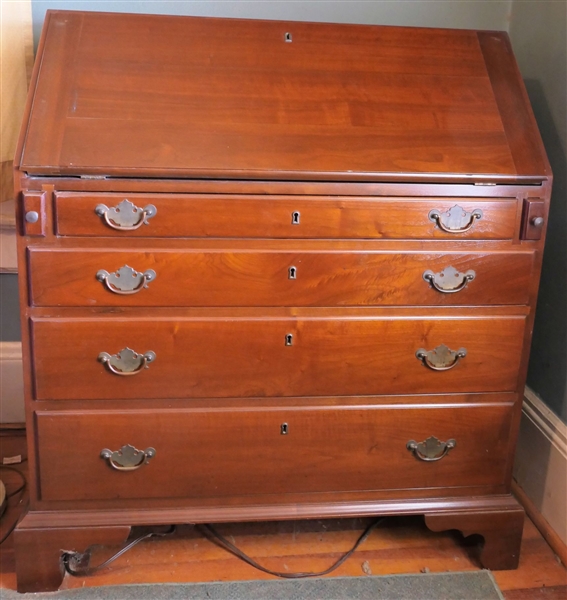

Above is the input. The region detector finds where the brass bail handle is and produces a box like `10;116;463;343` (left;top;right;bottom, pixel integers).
423;266;476;294
96;266;157;295
98;347;156;376
428;205;483;233
407;437;456;462
416;344;467;371
100;444;156;471
95;199;157;231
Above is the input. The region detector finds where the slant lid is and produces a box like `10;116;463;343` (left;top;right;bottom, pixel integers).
19;11;549;182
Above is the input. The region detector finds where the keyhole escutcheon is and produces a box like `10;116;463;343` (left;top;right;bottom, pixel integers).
291;211;300;225
285;333;293;346
281;423;289;435
288;266;297;279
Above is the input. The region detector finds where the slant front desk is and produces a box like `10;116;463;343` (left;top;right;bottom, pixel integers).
14;10;551;592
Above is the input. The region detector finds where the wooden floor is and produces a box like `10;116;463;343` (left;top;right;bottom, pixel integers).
0;431;565;598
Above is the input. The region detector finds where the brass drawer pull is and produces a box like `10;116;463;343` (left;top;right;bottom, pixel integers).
406;436;456;462
95;199;157;230
428;205;483;233
416;344;467;371
423;266;475;294
98;347;156;376
100;444;156;471
96;265;156;295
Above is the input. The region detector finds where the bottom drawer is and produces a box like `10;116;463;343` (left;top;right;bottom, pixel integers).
36;402;514;502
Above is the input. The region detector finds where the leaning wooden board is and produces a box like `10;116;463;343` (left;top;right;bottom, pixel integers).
13;11;551;592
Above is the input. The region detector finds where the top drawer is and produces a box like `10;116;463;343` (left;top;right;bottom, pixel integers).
55;193;518;239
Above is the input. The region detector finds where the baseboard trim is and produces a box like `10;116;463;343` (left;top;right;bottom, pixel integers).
513;386;567;558
0;341;22;360
0;423;26;431
512;479;567;567
0;341;25;424
522;386;567;454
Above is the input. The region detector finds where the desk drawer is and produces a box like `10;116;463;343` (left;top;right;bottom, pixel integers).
55;193;518;240
36;402;514;502
31;312;526;400
29;248;534;307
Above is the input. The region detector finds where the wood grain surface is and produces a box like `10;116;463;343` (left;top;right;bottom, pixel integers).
30;311;526;400
28;247;534;307
54;193;519;239
36;402;514;502
19;12;546;181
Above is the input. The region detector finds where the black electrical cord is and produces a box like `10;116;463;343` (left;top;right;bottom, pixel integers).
0;465;27;498
64;518;384;579
0;465;27;546
197;518;384;579
63;526;177;577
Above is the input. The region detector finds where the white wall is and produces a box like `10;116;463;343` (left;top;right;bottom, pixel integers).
508;0;566;551
510;1;566;148
509;1;567;423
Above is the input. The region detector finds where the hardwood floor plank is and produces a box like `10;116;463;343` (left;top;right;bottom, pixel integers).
504;586;567;600
57;518;479;588
494;522;567;592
